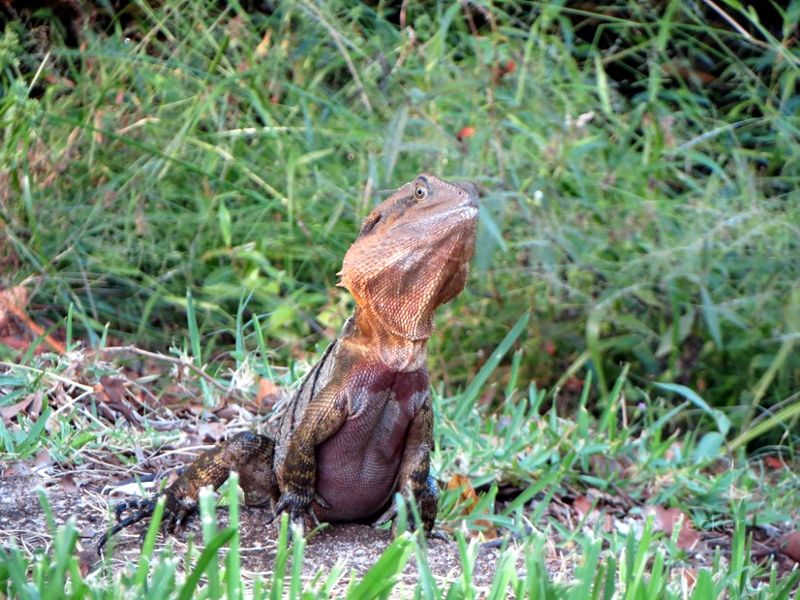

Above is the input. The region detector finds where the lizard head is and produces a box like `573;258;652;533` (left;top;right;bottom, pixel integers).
340;173;479;342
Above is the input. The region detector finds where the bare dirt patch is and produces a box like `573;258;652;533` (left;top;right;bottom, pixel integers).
0;472;530;593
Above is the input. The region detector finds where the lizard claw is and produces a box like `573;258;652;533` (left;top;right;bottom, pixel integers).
314;492;331;510
114;496;156;522
97;496;159;554
163;505;190;533
372;482;438;536
97;490;196;555
372;504;396;528
268;490;322;529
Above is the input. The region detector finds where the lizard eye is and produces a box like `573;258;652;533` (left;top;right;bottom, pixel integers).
413;182;429;201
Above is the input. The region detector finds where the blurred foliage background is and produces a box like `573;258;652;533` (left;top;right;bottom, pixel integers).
0;0;798;435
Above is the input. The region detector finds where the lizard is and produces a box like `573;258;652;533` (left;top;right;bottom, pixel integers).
102;173;479;547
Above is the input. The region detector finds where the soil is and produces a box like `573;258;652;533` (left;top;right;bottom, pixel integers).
0;472;548;594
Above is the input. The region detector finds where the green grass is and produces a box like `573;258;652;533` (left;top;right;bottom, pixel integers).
1;0;800;597
0;0;797;422
9;508;795;600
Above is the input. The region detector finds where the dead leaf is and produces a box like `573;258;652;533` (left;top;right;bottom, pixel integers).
0;336;37;352
0;286;28;331
197;421;226;442
447;474;496;539
77;549;96;576
645;505;701;551
664;441;683;462
763;455;783;470
43;73;75;89
478;384;497;407
255;378;281;409
564;377;584;393
4;462;32;476
35;448;52;469
491;59;517;84
588;454;633;478
573;495;592;517
0;285;65;354
58;474;80;493
214;406;239;420
255;29;272;58
93;110;105;143
674;567;697;588
573;494;613;532
661;62;716;85
97;376;127;404
779;531;800;563
0;397;33;425
30;392;42;419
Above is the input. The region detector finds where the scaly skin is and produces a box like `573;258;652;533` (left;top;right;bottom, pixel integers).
103;174;478;546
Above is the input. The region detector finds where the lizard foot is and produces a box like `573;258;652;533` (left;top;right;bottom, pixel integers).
373;477;438;536
268;490;330;530
96;492;196;554
372;505;441;538
97;496;156;554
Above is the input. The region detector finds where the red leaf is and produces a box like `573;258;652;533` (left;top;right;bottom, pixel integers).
456;126;476;141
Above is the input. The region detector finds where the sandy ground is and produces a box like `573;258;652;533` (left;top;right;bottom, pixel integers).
0;472;536;594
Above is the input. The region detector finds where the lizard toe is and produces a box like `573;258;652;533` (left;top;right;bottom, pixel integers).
273;490;310;516
313;492;331;510
271;490;325;531
372;504;396;528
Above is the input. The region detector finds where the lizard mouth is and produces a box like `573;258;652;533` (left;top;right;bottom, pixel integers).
435;181;479;215
391;200;478;233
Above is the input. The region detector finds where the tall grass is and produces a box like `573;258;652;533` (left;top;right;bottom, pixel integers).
0;0;798;432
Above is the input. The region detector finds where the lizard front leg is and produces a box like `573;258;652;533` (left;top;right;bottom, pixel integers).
273;384;348;524
103;431;276;549
374;393;438;535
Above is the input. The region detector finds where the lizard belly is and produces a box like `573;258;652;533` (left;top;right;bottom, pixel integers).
313;369;428;521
